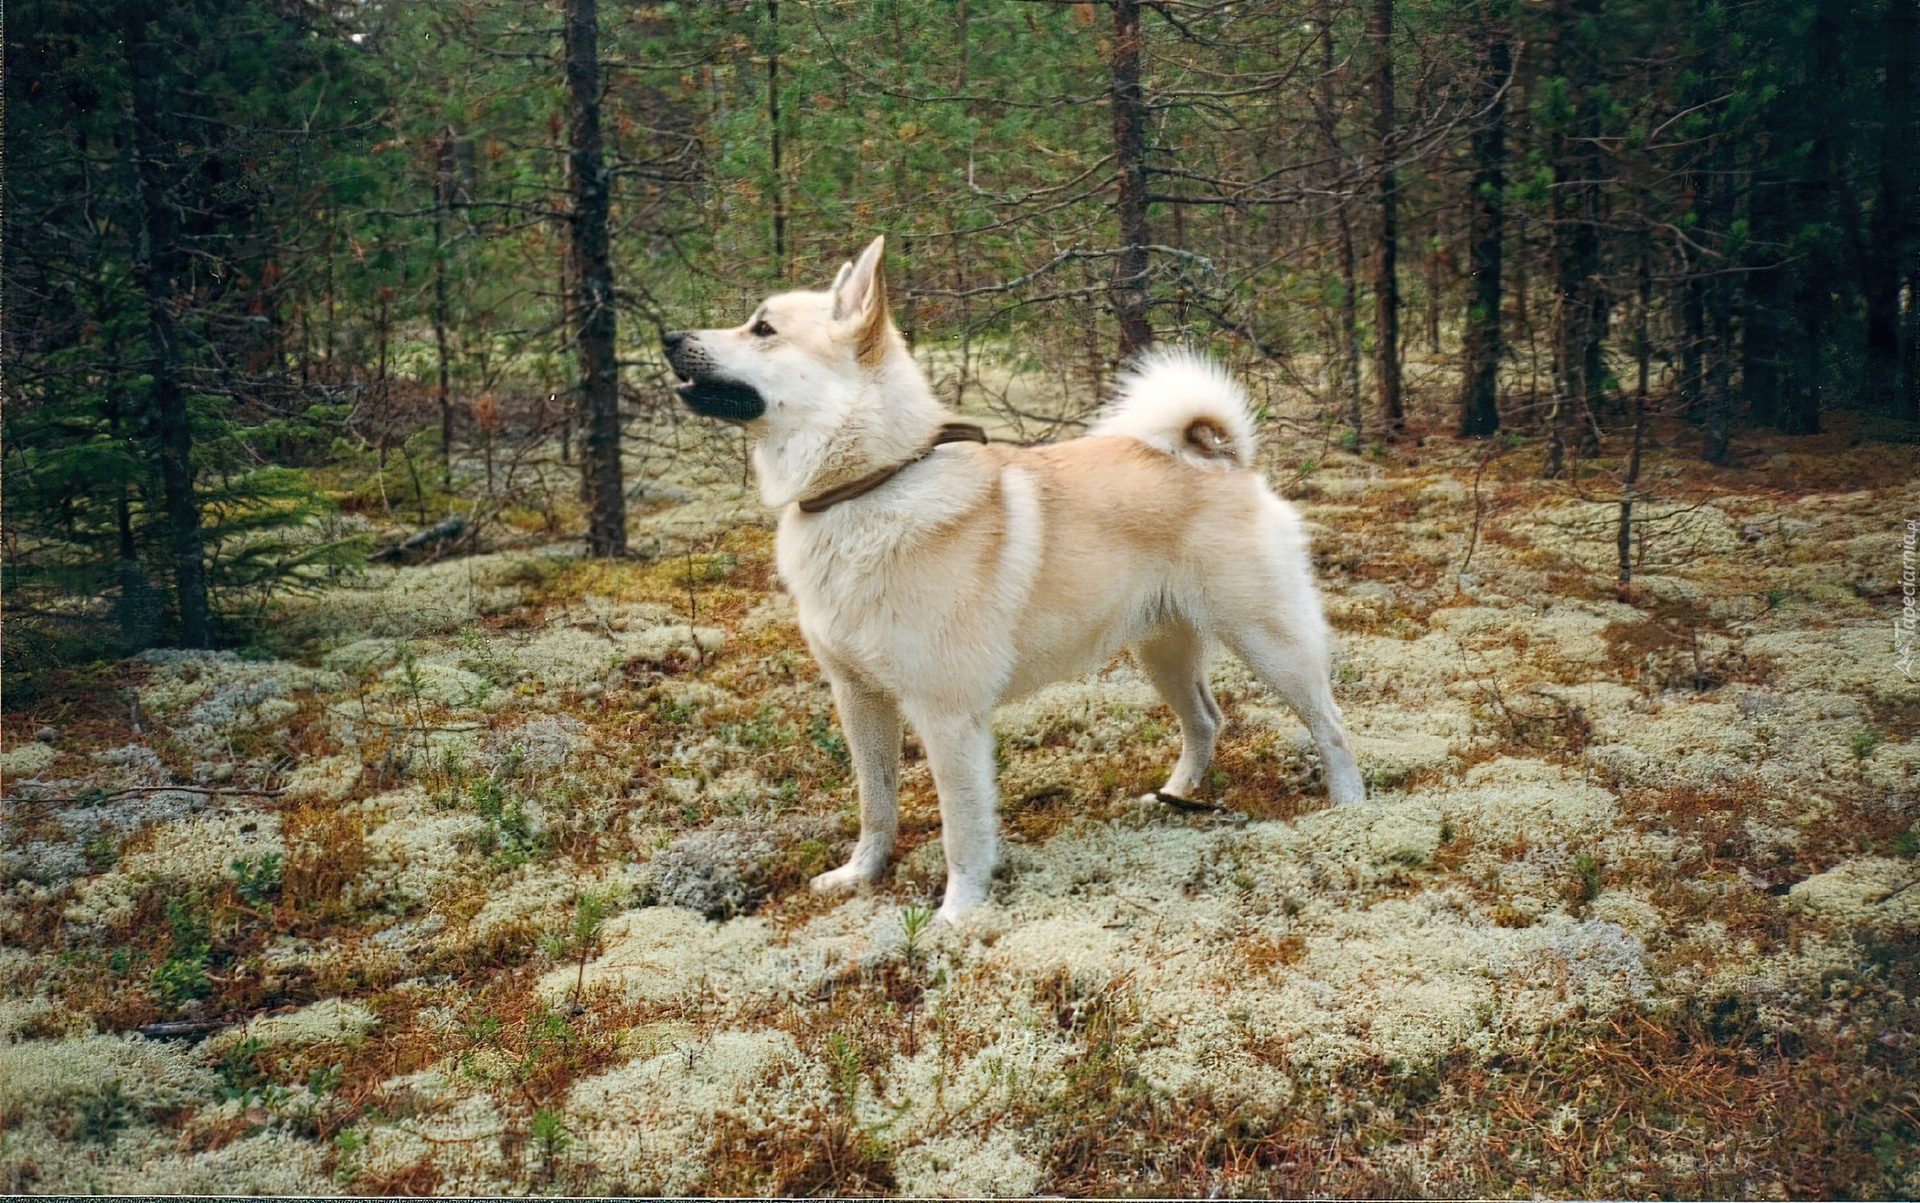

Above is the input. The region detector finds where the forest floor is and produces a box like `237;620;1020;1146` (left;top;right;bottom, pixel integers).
3;393;1918;1197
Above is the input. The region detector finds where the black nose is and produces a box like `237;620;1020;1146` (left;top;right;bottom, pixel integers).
662;330;687;352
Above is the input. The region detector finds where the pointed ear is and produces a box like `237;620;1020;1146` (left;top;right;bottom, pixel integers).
832;236;891;365
829;260;855;301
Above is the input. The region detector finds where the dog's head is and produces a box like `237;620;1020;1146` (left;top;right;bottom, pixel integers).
663;235;901;430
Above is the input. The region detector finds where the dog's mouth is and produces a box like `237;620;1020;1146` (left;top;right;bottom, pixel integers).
674;374;767;423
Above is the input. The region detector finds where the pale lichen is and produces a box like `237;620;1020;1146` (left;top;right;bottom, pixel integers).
0;742;58;780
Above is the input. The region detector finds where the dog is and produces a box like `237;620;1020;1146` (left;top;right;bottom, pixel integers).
664;236;1364;922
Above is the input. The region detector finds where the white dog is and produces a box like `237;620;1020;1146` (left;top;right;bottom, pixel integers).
665;236;1363;923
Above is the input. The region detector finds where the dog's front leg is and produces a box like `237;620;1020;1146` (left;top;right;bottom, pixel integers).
811;673;903;894
913;712;1000;923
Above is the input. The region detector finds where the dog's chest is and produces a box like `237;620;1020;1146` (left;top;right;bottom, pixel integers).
771;454;1041;676
774;517;896;647
775;495;1002;669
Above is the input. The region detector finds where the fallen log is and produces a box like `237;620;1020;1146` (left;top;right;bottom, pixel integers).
368;513;467;563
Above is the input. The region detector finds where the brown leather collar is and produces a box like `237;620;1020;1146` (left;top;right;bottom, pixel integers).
796;422;989;514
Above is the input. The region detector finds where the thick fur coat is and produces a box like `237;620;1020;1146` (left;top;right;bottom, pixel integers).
665;237;1362;921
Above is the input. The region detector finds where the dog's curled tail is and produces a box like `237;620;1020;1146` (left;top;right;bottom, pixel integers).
1089;347;1257;471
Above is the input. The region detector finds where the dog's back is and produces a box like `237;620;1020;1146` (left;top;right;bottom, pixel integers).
780;352;1322;704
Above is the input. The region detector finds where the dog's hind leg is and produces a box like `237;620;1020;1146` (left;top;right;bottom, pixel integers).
1133;622;1223;801
1223;619;1366;806
811;673;903;894
909;710;1000;923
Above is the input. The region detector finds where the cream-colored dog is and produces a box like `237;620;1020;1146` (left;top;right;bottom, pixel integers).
664;236;1362;923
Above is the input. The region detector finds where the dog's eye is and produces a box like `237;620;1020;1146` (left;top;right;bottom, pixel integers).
751;319;776;338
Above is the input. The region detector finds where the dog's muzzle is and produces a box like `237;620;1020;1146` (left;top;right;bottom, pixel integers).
663;330;767;422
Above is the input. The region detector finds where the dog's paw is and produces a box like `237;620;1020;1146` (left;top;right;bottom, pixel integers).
1326;761;1367;806
810;863;872;894
934;876;991;925
934;900;975;926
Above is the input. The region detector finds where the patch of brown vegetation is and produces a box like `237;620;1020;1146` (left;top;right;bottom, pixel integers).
704;1108;896;1196
1463;674;1594;761
282;803;370;925
1242;932;1308;972
1613;780;1915;963
1010;974;1919;1198
774;956;940;1075
353;1157;445;1196
57;968;166;1034
1212;730;1317;822
0;659;152;750
1619;780;1914;937
1541;567;1618;602
1031;989;1167;1194
1601;609;1776;694
1866;694;1920;742
1483;525;1534;553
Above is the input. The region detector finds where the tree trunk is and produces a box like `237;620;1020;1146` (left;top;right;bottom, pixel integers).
892;9;916;349
1458;19;1507;437
1864;0;1913;412
1741;272;1782;428
1909;257;1920;419
434;127;456;491
1423;221;1443;355
1554;224;1602;477
1618;249;1651;595
1782;0;1837;437
1513;210;1538;410
323;219;336;365
1742;163;1784;428
127;9;212;648
1702;256;1733;464
1545;0;1602;479
1680;275;1704;420
1369;0;1403;433
1316;0;1362;429
566;0;626;556
105;390;155;651
957;0;969;87
1581;225;1608;457
1634;246;1652;414
767;0;786;280
1110;0;1153;359
1697;16;1734;464
550;109;574;468
1545;194;1575;475
901;233;918;349
1334;213;1362;431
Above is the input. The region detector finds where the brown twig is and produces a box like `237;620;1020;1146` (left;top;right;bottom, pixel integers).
7;784;286;805
1458;441;1502;576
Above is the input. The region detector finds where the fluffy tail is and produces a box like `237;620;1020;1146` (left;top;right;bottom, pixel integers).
1088;347;1258;471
